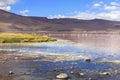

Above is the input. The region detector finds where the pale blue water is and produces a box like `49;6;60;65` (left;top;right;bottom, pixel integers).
0;38;120;62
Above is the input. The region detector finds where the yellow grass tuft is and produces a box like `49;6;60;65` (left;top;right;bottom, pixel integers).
0;33;56;43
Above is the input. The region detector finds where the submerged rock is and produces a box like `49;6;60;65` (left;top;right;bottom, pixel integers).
79;73;85;76
100;72;110;76
9;71;14;75
84;58;91;62
70;71;74;74
89;78;99;80
56;73;69;79
75;72;86;78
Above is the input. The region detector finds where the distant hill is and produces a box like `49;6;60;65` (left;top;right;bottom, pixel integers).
0;9;120;33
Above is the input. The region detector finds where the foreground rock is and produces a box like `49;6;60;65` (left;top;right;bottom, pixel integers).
75;72;86;78
84;58;91;62
56;73;69;79
9;71;14;75
100;72;110;76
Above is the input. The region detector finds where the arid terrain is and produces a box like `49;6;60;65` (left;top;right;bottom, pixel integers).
0;9;120;33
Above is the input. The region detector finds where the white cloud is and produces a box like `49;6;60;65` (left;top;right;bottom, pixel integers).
104;6;118;10
51;1;117;21
93;3;101;7
71;12;96;19
48;11;120;21
49;14;65;19
7;0;17;4
49;1;120;21
0;0;17;11
93;2;104;7
0;6;11;11
20;10;29;16
110;2;120;6
91;11;120;21
104;1;120;11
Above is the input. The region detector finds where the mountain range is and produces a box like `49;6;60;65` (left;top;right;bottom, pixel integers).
0;9;120;33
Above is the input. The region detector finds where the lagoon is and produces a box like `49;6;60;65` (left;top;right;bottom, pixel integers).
0;33;120;80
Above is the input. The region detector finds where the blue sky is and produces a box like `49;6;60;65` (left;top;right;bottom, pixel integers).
0;0;120;21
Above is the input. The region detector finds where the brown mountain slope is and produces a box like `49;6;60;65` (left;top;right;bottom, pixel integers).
0;9;120;33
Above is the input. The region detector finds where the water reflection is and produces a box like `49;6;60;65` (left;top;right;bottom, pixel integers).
46;33;120;62
49;33;120;52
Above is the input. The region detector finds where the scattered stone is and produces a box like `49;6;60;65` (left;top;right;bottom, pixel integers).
56;73;69;79
75;72;86;78
100;72;110;76
70;66;73;69
14;57;18;60
4;58;8;61
2;61;6;64
70;71;74;74
89;78;93;80
9;71;14;75
23;72;31;75
79;73;85;76
84;58;91;62
114;70;118;74
89;78;98;80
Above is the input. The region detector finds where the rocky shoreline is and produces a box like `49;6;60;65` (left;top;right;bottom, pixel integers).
0;53;120;80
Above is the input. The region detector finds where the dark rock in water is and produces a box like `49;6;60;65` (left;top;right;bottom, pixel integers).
9;71;14;75
56;73;69;79
100;72;110;76
84;58;91;62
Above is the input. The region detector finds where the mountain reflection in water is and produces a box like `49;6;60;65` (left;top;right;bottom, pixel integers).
48;33;120;62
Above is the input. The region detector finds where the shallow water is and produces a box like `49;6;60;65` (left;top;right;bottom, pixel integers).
0;33;120;80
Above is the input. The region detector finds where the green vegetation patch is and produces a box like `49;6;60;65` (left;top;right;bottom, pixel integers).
0;33;56;43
